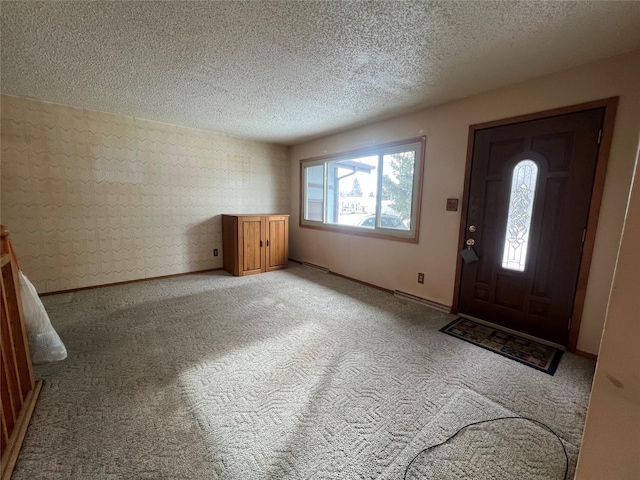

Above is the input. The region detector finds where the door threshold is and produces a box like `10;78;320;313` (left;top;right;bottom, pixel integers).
457;314;566;351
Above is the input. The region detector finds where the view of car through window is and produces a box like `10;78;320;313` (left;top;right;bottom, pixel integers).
356;214;409;230
301;137;423;240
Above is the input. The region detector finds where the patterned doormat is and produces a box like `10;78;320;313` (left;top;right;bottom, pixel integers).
440;318;564;375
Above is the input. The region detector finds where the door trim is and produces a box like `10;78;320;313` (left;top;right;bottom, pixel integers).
451;97;619;353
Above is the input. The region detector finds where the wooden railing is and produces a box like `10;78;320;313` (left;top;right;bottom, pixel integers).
1;226;42;480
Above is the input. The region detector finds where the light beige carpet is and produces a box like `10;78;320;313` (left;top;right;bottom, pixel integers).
400;389;572;480
14;264;595;479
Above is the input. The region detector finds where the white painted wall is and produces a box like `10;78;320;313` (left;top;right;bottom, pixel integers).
289;50;640;354
575;142;640;480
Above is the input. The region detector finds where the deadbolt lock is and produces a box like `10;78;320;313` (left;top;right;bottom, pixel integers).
468;225;477;233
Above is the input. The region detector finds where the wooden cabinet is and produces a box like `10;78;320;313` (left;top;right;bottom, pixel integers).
221;215;289;276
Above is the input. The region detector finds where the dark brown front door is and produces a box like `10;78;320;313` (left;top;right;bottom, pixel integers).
458;108;605;346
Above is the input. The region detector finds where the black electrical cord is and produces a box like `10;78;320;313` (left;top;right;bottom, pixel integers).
403;416;569;480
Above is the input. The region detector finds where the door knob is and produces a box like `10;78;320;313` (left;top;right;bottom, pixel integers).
466;238;475;246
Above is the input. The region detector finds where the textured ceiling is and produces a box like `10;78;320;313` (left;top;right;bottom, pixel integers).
2;1;639;145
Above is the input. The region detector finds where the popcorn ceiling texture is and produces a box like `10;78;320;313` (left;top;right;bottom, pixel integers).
1;1;639;144
0;95;289;293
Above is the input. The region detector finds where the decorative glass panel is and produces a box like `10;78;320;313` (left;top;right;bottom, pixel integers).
502;160;539;271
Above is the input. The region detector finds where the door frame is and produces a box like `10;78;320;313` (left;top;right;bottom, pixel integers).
451;97;619;353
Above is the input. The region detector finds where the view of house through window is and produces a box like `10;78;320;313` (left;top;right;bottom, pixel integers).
301;138;424;241
327;156;378;226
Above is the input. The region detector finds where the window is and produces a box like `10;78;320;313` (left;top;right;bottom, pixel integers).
300;137;425;242
502;160;539;271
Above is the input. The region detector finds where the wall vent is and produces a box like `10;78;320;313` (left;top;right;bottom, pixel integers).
394;290;450;313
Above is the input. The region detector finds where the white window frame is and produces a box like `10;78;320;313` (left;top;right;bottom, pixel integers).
300;137;425;243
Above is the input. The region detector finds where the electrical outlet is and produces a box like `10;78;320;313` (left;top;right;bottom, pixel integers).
213;249;218;257
418;273;424;284
446;198;459;211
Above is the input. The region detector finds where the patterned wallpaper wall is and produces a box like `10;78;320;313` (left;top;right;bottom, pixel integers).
1;95;289;293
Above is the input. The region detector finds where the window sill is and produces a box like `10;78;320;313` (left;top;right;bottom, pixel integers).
299;222;419;243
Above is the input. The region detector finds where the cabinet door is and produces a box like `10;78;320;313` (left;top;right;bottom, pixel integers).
265;216;288;272
239;216;264;275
